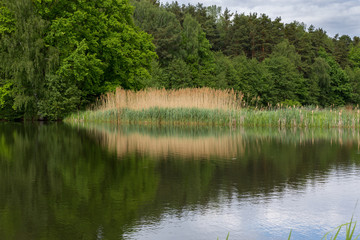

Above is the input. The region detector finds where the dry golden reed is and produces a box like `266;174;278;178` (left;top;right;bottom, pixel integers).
95;88;242;111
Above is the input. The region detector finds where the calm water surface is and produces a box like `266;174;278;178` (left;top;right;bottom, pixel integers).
0;122;360;240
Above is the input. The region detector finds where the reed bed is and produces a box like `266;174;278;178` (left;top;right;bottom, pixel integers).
66;107;234;125
96;88;240;110
66;107;360;128
238;108;360;128
65;88;360;128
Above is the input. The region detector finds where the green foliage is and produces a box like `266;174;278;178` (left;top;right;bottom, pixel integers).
211;52;238;89
0;81;22;120
128;2;360;109
132;0;182;65
0;0;51;119
2;0;360;120
0;81;11;108
333;35;352;68
349;43;360;68
165;58;193;89
0;0;156;120
346;67;360;104
38;74;81;120
44;0;156;92
280;99;301;107
233;56;268;104
0;4;15;35
181;14;213;67
263;41;308;104
317;48;352;106
54;39;103;104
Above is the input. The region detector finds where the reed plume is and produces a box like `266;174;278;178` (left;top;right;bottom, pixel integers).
95;88;241;111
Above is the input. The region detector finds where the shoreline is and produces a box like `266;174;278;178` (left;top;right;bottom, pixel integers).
64;107;360;129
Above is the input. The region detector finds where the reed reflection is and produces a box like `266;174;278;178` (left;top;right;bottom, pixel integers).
79;123;360;203
81;123;360;161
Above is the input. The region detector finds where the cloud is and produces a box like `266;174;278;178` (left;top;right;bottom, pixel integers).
163;0;360;37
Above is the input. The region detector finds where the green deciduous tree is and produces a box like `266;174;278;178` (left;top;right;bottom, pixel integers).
233;56;271;105
0;0;54;119
164;58;193;89
179;14;214;86
345;67;360;104
0;3;15;35
347;42;360;104
1;0;156;120
263;41;307;104
0;3;20;120
349;42;360;68
211;52;238;89
44;0;156;93
312;48;352;106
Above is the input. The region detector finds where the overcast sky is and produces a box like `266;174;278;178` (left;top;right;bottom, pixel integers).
161;0;360;38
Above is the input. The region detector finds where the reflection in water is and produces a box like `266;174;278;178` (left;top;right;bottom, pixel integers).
88;125;246;159
84;123;360;159
0;122;359;240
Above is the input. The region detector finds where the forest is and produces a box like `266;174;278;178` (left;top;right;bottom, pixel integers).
1;0;360;120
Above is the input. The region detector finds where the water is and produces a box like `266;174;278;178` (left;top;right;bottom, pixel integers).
0;122;360;240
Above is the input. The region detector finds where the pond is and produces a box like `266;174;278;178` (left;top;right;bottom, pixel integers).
0;122;359;240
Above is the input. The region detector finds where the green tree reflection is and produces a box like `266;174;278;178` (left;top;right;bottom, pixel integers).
0;123;360;239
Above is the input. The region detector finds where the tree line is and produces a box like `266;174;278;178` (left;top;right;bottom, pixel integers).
132;0;360;107
1;0;360;120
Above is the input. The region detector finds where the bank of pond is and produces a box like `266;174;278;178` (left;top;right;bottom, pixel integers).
64;88;360;128
65;106;360;128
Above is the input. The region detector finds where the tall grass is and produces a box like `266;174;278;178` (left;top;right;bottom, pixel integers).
287;217;360;240
96;88;241;111
321;218;359;240
66;87;242;125
64;88;360;128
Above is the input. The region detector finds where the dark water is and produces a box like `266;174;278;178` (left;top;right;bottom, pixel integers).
0;122;360;240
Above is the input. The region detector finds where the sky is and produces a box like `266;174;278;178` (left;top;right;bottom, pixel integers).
161;0;360;38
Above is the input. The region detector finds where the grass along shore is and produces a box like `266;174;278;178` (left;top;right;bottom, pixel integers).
64;88;360;128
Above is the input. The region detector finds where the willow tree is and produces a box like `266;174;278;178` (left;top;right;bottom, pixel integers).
0;0;51;119
0;2;20;119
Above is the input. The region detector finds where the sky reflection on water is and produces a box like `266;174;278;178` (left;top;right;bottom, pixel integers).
124;167;360;240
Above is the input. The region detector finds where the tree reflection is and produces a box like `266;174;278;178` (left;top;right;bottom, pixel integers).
0;123;359;239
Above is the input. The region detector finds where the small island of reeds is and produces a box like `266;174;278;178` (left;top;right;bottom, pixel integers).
64;88;360;128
